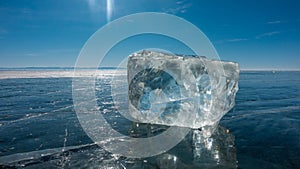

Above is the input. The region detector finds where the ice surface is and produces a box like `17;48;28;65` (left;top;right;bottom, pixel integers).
128;50;239;132
0;70;127;79
0;124;236;168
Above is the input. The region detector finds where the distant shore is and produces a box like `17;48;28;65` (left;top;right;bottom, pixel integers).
0;67;126;71
0;67;299;72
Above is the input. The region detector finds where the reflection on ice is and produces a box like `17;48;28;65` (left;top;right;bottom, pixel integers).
123;123;237;168
0;123;236;168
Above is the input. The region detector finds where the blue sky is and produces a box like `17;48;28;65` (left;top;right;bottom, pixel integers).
0;0;299;70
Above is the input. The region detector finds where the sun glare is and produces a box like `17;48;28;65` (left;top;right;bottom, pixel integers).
106;0;114;22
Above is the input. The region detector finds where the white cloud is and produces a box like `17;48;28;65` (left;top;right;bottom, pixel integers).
46;48;78;53
255;31;280;39
267;20;281;24
227;38;248;42
21;8;33;14
26;53;38;57
214;38;248;44
163;1;191;14
176;0;185;5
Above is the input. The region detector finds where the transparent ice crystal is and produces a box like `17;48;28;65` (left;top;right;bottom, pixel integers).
127;50;239;133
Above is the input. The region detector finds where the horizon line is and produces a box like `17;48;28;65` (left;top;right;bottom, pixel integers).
0;66;299;71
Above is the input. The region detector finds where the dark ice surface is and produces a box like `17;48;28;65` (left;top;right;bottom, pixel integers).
0;70;299;168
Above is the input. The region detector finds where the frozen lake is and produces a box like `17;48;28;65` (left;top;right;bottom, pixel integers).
0;70;299;168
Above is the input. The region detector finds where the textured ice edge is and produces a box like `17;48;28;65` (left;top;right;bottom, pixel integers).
128;50;239;134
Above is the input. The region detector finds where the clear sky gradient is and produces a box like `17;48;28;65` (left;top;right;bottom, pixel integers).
0;0;299;70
